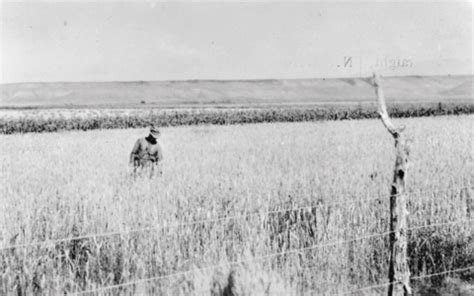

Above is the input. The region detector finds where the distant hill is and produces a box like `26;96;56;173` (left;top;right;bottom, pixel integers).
0;75;472;108
439;80;473;96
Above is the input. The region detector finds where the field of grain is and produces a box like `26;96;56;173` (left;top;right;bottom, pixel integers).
1;115;473;295
1;102;473;134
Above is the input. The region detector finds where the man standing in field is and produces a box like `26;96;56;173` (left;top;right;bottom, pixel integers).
129;126;164;177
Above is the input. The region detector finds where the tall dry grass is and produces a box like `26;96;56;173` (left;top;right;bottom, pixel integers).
0;115;472;295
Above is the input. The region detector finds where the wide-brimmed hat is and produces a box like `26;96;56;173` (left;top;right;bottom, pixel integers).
150;125;160;137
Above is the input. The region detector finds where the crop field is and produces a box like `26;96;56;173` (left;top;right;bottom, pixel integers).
0;115;472;295
1;102;473;134
1;75;473;135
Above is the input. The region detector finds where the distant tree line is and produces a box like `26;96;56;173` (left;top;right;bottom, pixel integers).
1;102;472;134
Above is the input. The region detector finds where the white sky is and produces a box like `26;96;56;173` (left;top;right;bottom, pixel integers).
0;1;472;83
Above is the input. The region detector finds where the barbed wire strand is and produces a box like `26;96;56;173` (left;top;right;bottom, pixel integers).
332;266;474;295
412;266;474;280
72;231;394;295
2;186;470;251
0;193;389;251
71;218;472;295
302;237;474;294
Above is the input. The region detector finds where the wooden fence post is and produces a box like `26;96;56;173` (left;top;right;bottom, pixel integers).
371;73;412;296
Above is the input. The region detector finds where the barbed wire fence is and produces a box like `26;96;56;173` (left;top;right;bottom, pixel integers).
66;218;472;295
1;186;470;251
1;185;471;295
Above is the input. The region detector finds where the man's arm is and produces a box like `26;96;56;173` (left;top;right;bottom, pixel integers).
129;139;141;164
157;143;164;162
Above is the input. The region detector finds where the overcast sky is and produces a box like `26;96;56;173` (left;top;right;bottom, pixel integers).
0;1;472;83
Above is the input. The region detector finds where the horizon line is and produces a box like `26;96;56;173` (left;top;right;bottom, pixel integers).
1;73;472;86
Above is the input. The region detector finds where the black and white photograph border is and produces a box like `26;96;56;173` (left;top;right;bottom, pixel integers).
0;1;473;295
